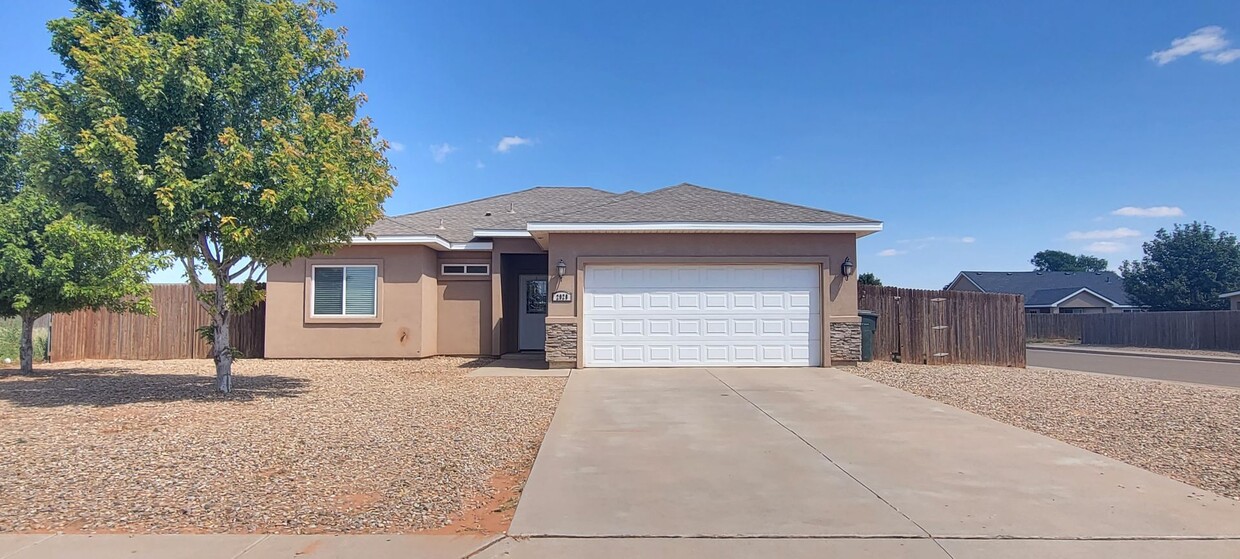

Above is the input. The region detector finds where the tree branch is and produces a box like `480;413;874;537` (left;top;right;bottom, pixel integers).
180;254;214;313
228;260;259;281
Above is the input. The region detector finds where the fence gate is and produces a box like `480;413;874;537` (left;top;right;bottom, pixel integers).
928;297;950;365
858;285;1026;367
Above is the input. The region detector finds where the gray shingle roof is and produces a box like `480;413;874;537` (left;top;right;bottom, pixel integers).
955;271;1133;306
366;187;623;242
367;182;879;242
533;183;880;224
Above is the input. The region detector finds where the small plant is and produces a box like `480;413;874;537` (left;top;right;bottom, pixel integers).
0;318;18;362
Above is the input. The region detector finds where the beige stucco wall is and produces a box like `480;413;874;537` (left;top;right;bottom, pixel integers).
265;244;496;359
947;275;982;292
1057;290;1114;312
543;232;861;367
266;245;439;358
437;280;492;355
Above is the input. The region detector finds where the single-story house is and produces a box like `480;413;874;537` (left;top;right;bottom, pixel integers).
1222;290;1240;311
265;183;882;368
945;270;1138;314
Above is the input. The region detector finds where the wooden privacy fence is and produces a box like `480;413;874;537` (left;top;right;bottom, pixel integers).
1025;314;1084;341
50;284;266;361
859;285;1026;367
1024;311;1240;350
1079;311;1240;350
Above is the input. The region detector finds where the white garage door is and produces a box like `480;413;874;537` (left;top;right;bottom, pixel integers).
583;264;822;367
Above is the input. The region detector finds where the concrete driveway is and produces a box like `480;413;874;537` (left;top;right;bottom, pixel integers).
499;367;1240;558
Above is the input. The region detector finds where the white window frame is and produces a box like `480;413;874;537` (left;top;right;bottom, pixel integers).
441;263;490;276
310;264;378;318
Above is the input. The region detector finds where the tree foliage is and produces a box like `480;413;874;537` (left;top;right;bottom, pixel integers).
857;272;882;286
0;110;161;373
18;0;395;390
1120;222;1240;311
1031;250;1108;272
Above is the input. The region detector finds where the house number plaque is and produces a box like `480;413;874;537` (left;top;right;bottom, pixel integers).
551;291;573;303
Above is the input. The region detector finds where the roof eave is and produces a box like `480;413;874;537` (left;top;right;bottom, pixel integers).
473;229;533;238
524;221;884;236
349;235;492;251
1047;287;1125;308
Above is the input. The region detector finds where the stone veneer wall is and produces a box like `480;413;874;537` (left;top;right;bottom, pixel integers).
830;322;862;362
545;322;578;365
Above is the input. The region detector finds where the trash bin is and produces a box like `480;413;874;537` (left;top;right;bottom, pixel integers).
858;310;878;362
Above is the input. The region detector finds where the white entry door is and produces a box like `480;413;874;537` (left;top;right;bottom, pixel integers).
518;275;548;351
583;264;821;367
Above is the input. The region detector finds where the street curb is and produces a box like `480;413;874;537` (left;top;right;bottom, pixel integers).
1028;345;1240;365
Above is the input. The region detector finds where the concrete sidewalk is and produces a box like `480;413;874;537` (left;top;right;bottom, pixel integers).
0;534;502;559
1028;343;1240;364
7;534;1240;558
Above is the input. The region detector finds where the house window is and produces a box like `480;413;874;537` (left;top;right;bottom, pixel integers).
312;265;377;317
441;263;489;276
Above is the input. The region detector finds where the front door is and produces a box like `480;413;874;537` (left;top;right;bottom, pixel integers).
519;275;548;351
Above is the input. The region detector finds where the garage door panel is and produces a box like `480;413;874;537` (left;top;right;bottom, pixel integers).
584;264;822;367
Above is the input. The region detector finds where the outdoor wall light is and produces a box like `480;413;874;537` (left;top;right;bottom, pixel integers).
556;259;567;278
841;257;855;278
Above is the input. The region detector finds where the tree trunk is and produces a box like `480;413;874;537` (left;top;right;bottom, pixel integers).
19;314;35;374
212;278;233;394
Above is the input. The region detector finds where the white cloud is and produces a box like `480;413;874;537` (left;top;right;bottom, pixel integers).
1066;227;1142;240
1150;26;1240;65
1086;241;1126;254
475;160;485;169
388;141;406;153
1111;206;1185;218
1204;49;1240;63
960;236;976;244
429;143;456;163
877;249;907;257
495;135;533;153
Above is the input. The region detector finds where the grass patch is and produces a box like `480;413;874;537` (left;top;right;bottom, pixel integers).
0;318;49;364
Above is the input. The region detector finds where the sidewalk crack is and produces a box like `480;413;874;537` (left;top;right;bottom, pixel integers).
230;534;269;558
0;534;56;559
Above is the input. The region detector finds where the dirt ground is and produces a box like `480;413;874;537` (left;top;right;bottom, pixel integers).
0;358;566;534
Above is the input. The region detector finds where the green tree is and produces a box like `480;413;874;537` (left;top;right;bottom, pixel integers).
1120;222;1240;311
0;110;160;373
1031;250;1108;272
857;272;882;286
18;0;395;391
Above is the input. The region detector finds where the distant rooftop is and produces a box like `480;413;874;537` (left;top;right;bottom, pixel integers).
952;270;1134;307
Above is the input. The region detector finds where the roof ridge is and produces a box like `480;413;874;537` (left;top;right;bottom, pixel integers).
385;186;614;221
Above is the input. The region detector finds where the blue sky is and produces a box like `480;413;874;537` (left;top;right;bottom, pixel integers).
3;1;1238;288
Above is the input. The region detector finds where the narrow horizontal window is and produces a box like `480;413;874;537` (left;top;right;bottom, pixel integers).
312;265;377;317
441;263;489;276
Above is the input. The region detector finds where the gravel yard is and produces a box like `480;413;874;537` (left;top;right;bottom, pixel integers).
0;358;565;534
852;362;1240;500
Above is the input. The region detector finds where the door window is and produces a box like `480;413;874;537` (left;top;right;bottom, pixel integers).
525;279;548;314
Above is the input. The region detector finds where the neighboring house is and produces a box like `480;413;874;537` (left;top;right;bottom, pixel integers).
265;183;882;368
945;271;1138;314
1222;290;1240;311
